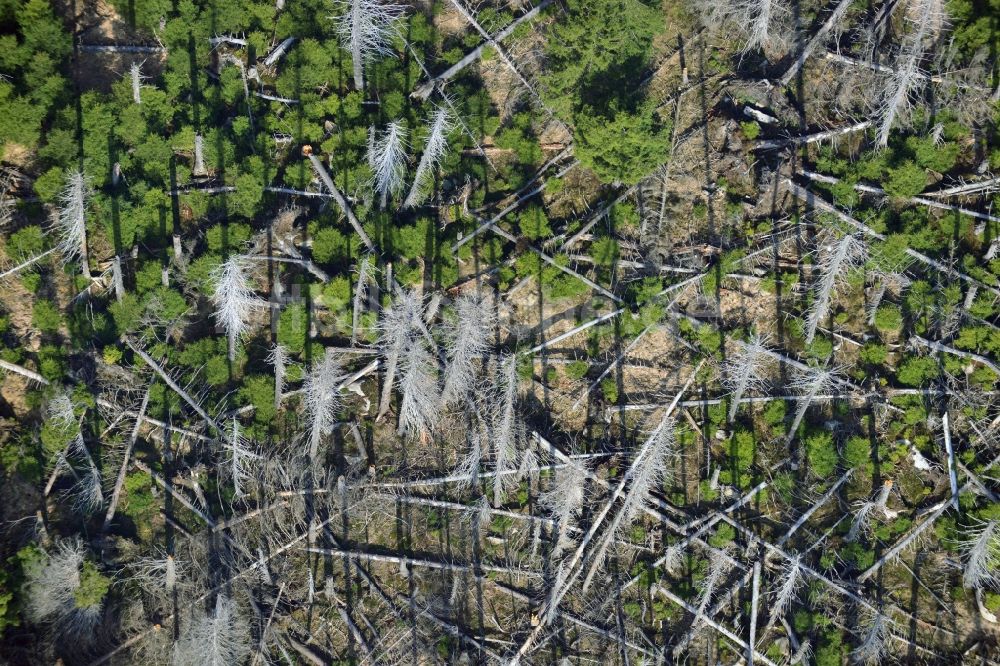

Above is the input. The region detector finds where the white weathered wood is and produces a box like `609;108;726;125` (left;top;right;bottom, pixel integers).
411;0;554;99
308;154;375;252
749;561;762;665
125;337;225;434
778;0;855;86
783;179;1000;297
0;247;57;281
0;358;50;385
754;121;873;150
102;388;151;533
941;410;959;507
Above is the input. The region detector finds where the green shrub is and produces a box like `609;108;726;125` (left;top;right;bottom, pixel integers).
5;225;46;257
729;429;755;470
565;360;589;381
896;356;939;386
739;120;760;140
322;275;351;312
805;430;838;478
311;226;350;264
73;561;110;609
0;568;16;638
708;522;735;547
814;629;845;666
205;222;251;253
239;375;276;425
908;136;960;173
600;378;618;403
883;161;926;198
591;237;619;267
278;304;309;355
843;436;871;470
841;542;875;570
761;399;786;430
518;206;551;240
31;299;61;334
37;344;67;381
873;304;903;334
109;293;142;336
859;342;888;366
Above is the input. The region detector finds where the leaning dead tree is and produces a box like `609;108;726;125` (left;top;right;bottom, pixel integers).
804;232;866;344
24;539;105;642
267;344;288;409
45;393;103;514
441;293;493;406
56;170;93;281
102;388;151;533
129;62;145;104
724;333;771;421
851;611;893;665
848;480;897;541
367;120;408;208
787;364;843;449
210;255;266;361
579;414;678;591
172;595;250;666
489;354;521;505
782;179;1000;297
513;413;680;663
961;519;1000;590
875;0;948;146
351;254;375;345
334;0;405;90
403;106;453;208
540;457;588;556
395;317;441;439
702;0;789;53
303;349;349;461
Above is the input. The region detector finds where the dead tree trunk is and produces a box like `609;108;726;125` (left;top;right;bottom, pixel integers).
778;0;854;86
782;179;1000;297
124;337;225;434
411;0;554;100
102;388;151;533
308;154;375;251
350;0;365;90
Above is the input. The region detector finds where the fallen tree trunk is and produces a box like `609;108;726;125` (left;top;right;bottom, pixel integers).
308;154;375;252
411;0;554;100
782;179;1000;297
778;0;854;86
102;388;151;533
797;168;1000;229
